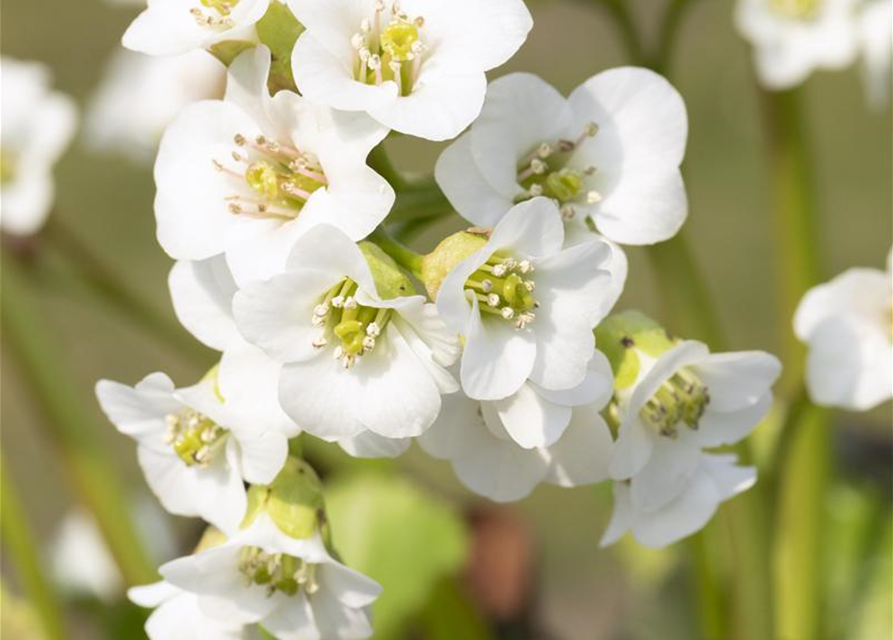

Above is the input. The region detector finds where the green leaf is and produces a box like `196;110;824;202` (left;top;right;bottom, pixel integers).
325;473;469;640
256;1;304;94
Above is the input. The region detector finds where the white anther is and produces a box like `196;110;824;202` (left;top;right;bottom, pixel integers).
366;322;381;338
333;346;344;360
587;190;603;204
331;296;345;308
487;293;500;307
529;184;543;197
538;143;553;158
233;133;246;146
344;297;357;310
351;33;366;49
560;204;576;220
518;260;532;273
491;264;507;277
358;47;371;62
362;336;376;350
584;165;597;175
368;55;382;70
314;304;329;317
501;308;515;319
585;122;599;137
524;280;536;292
481;279;493;293
312;337;328;348
361;18;372;32
530;158;547;174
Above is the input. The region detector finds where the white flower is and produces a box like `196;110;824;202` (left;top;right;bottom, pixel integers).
435;70;688;245
155;46;394;286
233;224;460;441
600;454;757;548
159;514;381;640
287;0;533;141
735;0;860;90
436;197;619;401
86;49;225;162
858;0;892;108
794;247;893;411
607;339;781;513
122;0;270;56
169;255;242;351
130;581;259;640
96;346;298;533
0;57;77;236
419;354;615;502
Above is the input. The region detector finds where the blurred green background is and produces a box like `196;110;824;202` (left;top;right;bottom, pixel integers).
2;0;891;639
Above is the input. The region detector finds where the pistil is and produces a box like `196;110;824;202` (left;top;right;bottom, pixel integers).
163;409;229;466
311;279;393;368
465;254;537;329
351;2;427;96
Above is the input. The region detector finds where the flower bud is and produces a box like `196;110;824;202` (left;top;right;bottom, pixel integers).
359;241;415;299
594;310;676;390
243;457;324;540
421;230;488;300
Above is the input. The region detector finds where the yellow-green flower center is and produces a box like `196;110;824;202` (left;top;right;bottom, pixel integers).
639;369;710;438
191;0;239;28
465;253;538;330
351;4;427;97
214;134;328;222
164;409;229;467
238;547;319;597
515;122;603;220
311;278;393;368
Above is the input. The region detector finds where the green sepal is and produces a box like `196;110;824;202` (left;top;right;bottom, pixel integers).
256;1;305;94
209;40;257;67
359;241;415;300
594;311;677;391
242;458;324;540
421;231;488;300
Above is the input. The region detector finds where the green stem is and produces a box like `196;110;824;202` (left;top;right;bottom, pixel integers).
369;144;410;192
1;450;68;640
588;0;645;64
687;532;727;639
3;255;157;586
43;217;211;367
369;226;425;280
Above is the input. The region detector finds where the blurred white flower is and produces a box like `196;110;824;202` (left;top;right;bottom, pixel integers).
96;346;298;533
130;581;260;640
601;453;757;548
436;198;619;401
86;49;225;163
287;0;533;140
794;246;893;411
858;0;892;107
735;0;860;90
0;57;77;236
435;70;689;245
155;46;393;286
419;355;615;502
123;0;270;56
234;224;459;441
160;514;381;640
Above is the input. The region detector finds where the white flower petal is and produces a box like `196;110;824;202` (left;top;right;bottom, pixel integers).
629;431;702;512
338;431;411;458
261;594;319;640
493;382;572;449
696;392;773;448
546;404;614;487
169;257;240;352
693;351;781;413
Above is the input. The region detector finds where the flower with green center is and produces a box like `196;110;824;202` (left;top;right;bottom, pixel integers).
154;46;393;286
435;71;689;245
735;0;861;90
234;224;460;443
288;0;533;140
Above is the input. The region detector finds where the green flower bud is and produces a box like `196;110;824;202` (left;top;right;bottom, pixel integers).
594;311;676;390
243;458;324;540
421;230;488;300
359;241;414;300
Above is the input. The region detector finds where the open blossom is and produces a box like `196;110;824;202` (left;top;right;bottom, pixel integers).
287;0;533;141
155;46;394;286
130;580;260;640
96;346;298;533
419;354;615;502
435;197;619;401
160;513;381;640
234;224;459;441
123;0;270;56
435;70;688;245
601;453;757;548
859;0;892;107
735;0;860;90
86;49;225;162
0;57;77;236
794;246;893;411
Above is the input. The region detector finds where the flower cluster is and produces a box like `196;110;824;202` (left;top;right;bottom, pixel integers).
97;1;785;637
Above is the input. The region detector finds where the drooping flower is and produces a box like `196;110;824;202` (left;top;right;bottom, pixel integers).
155;46;394;286
96;346;298;533
85;48;225;163
434;70;688;245
287;0;533;141
735;0;860;90
858;0;892;108
434;197;619;401
122;0;270;56
233;223;460;441
418;354;615;502
596;312;781;515
0;57;77;237
794;246;893;411
130;580;260;640
600;453;757;548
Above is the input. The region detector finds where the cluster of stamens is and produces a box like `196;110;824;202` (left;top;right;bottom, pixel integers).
465;253;537;330
163;409;228;467
238;547;319;597
311;278;392;369
639;369;710;438
515;122;602;221
769;0;820;20
351;2;427;97
213;134;328;221
190;0;238;29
